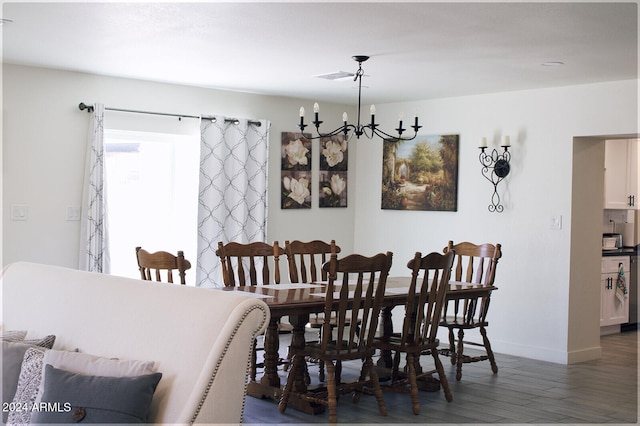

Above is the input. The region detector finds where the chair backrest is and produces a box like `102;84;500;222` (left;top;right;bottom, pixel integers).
321;251;393;354
442;241;502;325
284;240;341;283
215;241;284;286
401;251;455;347
444;241;502;285
135;246;191;285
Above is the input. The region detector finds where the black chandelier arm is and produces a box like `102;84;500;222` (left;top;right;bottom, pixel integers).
298;123;357;140
369;125;421;142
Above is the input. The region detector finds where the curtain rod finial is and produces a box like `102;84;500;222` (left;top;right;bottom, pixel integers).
78;102;94;113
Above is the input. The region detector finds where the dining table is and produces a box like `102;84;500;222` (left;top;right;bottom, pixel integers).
219;276;497;414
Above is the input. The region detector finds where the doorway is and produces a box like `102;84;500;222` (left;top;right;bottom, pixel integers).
569;134;639;363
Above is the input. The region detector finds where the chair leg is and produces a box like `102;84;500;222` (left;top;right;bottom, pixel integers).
430;348;453;402
406;353;420;415
455;328;465;381
278;354;300;413
391;349;401;382
326;360;338;424
283;345;291;371
365;356;387;417
480;326;499;374
448;327;456;365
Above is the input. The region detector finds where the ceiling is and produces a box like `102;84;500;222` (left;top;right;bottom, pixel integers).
2;1;638;105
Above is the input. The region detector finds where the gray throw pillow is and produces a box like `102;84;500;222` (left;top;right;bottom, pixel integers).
0;330;27;342
31;365;162;424
1;338;54;424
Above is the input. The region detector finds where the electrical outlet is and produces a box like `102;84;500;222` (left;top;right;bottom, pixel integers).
550;215;562;230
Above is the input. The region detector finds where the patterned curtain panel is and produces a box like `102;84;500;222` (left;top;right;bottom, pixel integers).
78;103;110;273
197;116;270;287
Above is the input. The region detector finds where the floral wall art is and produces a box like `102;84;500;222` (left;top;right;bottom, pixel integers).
319;135;348;208
281;132;311;209
381;134;459;211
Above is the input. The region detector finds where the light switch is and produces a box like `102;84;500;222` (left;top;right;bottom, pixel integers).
550;215;562;230
66;205;81;221
11;205;28;221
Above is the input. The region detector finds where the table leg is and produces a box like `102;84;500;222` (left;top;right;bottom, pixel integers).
288;314;309;390
286;314;325;414
377;306;394;368
247;316;281;399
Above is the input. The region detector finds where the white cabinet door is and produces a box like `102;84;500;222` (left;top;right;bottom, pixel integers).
600;257;630;327
604;139;639;209
628;139;639;210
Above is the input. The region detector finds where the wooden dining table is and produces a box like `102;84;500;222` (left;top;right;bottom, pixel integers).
219;277;496;414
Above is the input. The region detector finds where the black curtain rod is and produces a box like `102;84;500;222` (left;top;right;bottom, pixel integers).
78;102;261;126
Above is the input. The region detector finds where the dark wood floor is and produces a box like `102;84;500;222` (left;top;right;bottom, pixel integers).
242;329;638;424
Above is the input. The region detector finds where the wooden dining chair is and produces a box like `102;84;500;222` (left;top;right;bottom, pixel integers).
284;239;343;381
440;240;502;380
279;251;393;424
135;246;191;285
373;251;455;415
216;241;284;287
215;240;286;381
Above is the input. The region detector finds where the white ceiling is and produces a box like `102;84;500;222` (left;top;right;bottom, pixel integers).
2;1;638;105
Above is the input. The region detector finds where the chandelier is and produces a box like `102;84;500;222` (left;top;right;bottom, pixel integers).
298;56;421;141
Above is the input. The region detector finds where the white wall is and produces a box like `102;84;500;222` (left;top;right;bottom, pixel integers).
2;64;357;268
353;80;638;363
3;64;639;364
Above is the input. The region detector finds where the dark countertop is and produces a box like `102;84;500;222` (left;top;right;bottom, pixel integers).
602;246;638;257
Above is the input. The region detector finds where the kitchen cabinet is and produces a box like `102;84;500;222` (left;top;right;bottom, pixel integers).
601;256;630;328
604;139;639;209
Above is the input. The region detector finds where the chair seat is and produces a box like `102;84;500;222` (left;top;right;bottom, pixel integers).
278;322;294;333
296;341;377;362
308;315;360;328
373;335;440;354
440;318;489;329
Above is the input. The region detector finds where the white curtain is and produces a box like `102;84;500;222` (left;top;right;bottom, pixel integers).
79;103;110;272
197;116;270;287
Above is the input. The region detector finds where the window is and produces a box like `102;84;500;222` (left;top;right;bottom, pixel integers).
104;129;199;284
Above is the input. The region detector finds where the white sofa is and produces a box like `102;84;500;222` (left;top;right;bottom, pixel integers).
1;261;270;424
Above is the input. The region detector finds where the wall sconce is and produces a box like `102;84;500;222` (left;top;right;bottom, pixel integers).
479;136;511;212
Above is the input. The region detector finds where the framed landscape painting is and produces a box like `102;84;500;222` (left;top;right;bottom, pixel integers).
381;134;459;211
